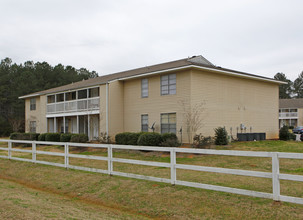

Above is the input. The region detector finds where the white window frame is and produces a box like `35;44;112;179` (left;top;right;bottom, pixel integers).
141;114;148;132
161;113;176;134
30;98;36;111
161;74;176;95
141;78;148;98
30;121;36;133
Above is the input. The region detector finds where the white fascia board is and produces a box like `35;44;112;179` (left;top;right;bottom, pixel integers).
44;85;101;97
112;65;286;85
19;85;101;99
19;93;42;99
46;110;100;118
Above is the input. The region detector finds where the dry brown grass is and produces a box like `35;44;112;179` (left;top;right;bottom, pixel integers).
0;177;148;219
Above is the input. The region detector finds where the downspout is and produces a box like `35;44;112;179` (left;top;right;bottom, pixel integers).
106;82;109;137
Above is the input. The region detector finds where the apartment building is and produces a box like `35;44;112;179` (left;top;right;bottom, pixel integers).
279;98;303;128
20;56;282;142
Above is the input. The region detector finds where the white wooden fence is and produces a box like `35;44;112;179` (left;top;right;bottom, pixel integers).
0;139;303;205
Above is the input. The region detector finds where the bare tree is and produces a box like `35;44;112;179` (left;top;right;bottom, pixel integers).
180;100;207;143
8;116;24;132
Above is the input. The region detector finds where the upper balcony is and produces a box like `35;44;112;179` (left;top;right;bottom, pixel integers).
46;87;100;115
279;108;298;119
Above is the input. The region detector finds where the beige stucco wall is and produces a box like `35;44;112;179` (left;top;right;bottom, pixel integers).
99;84;107;136
121;69;279;142
108;81;124;137
25;95;47;133
39;95;47;133
297;109;303;126
190;69;279;139
25;97;41;133
123;70;191;142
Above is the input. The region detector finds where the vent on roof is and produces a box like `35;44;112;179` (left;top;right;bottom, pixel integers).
188;55;214;67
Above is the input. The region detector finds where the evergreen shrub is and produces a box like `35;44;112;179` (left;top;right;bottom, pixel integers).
60;133;72;142
45;133;61;142
214;127;228;145
70;134;88;143
137;132;162;146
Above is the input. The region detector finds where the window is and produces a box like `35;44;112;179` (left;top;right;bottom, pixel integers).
60;119;69;133
30;121;36;133
161;74;176;95
89;87;99;98
65;92;76;101
161;113;176;134
56;93;64;102
141;79;148;98
47;95;55;103
30;98;36;110
141;114;148;132
78;89;87;99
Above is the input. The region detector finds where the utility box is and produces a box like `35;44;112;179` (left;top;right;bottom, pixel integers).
237;133;266;141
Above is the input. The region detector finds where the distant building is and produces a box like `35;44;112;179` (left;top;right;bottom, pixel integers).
20;55;283;142
279;99;303;128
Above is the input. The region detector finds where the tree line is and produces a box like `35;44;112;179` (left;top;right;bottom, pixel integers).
0;58;98;136
274;71;303;99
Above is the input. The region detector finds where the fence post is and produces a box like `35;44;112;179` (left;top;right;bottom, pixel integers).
32;141;36;163
8;141;12;159
65;143;69;169
170;148;176;185
108;144;113;175
272;152;280;201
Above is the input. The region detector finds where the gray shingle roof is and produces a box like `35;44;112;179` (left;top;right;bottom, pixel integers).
279;99;303;108
20;55;283;99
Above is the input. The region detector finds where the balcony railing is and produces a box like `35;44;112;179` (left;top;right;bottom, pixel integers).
279;112;298;118
47;97;99;114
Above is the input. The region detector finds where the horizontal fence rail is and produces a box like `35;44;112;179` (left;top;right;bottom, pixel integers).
0;139;302;205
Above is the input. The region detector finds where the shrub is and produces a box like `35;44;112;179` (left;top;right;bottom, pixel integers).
60;133;72;142
214;127;228;145
289;132;296;141
115;132;129;145
279;125;290;141
98;132;112;144
160;138;180;147
127;132;144;145
10;132;21;140
115;132;145;145
137;132;162;146
10;132;39;141
193;133;213;148
289;126;294;129
70;134;88;143
38;133;47;141
45;133;61;142
160;133;180;147
161;133;177;142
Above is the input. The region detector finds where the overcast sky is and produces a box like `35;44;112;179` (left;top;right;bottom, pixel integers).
0;0;302;80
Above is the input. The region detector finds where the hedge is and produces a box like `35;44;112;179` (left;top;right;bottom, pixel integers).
115;132;147;145
160;133;180;147
137;132;162;146
38;133;47;141
60;133;72;142
45;133;61;142
10;132;40;141
70;134;88;143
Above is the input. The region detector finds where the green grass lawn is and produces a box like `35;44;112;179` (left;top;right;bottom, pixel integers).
0;140;302;219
